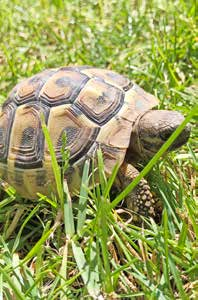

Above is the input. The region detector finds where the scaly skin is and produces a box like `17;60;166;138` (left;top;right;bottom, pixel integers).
118;162;158;223
119;109;190;222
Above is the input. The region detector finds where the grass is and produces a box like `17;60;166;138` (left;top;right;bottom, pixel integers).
0;0;198;298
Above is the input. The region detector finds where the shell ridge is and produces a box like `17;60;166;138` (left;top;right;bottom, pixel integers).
38;68;90;107
74;84;125;126
37;68;62;103
35;69;59;103
0;103;16;164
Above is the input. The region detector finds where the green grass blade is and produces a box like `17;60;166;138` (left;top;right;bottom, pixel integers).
12;204;41;253
46;276;61;300
0;179;16;198
23;267;41;298
21;226;54;264
184;196;198;238
97;149;107;192
0;195;16;209
98;210;113;293
37;193;58;208
0;273;2;300
103;162;120;200
94;155;114;293
159;187;180;229
71;240;101;298
77;159;90;234
162;209;173;294
178;220;188;249
0;266;26;300
63;181;75;237
168;254;188;300
130;268;167;300
59;240;69;300
41;119;63;207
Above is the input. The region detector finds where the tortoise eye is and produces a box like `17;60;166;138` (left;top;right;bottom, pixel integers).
160;130;172;141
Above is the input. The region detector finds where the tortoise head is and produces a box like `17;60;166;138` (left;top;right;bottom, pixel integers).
129;110;191;162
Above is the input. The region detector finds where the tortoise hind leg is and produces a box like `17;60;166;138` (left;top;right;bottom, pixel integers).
117;162;159;223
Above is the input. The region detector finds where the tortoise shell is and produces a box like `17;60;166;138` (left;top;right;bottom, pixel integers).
0;66;158;198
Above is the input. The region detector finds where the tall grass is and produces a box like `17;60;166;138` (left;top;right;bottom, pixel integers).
0;0;197;298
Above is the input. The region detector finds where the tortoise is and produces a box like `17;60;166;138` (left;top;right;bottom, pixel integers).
0;66;190;220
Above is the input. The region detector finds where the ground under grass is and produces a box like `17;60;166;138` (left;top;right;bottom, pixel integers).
0;0;197;299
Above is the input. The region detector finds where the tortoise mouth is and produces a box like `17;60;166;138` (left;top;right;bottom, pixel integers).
169;123;191;150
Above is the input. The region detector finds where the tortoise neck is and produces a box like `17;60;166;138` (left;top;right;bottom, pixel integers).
127;115;145;163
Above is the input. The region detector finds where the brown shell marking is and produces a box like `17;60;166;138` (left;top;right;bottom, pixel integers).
0;103;16;163
39;69;88;106
75;78;124;125
14;69;57;105
44;104;100;165
7;104;48;169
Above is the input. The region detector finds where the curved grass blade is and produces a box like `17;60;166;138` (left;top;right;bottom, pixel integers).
12;204;41;253
21;226;54;264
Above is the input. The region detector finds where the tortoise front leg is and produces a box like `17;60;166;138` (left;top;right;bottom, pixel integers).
117;162;158;222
